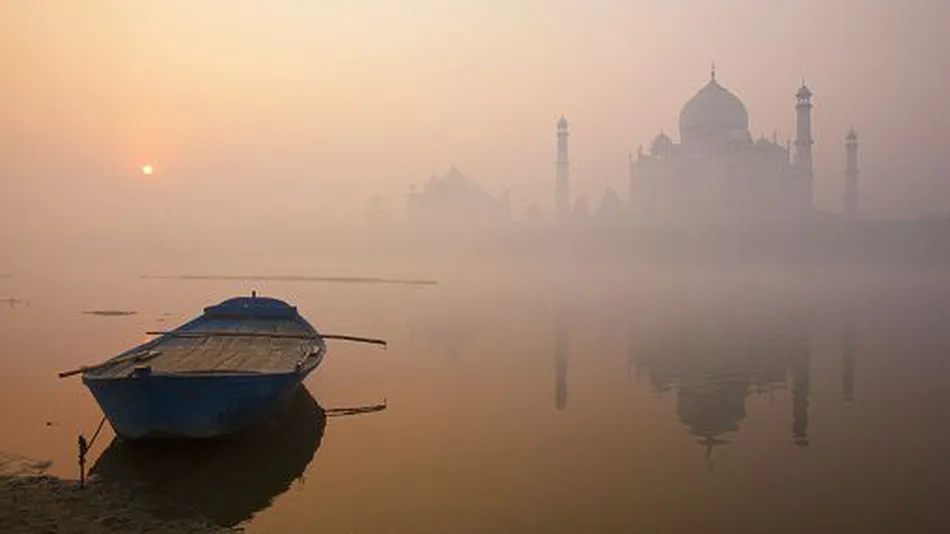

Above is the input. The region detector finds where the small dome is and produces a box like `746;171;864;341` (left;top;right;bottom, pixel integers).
679;75;750;145
557;115;568;129
650;132;674;157
598;188;625;218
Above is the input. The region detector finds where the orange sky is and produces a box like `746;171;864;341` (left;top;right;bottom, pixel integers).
1;0;948;250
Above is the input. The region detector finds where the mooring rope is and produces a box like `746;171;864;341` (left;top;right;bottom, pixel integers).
88;415;107;449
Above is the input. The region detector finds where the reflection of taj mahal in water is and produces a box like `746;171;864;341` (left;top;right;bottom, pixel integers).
553;306;858;456
627;312;816;454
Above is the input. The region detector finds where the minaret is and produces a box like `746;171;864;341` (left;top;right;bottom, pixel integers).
794;83;814;211
628;151;635;218
556;116;571;222
791;356;811;447
554;310;568;411
842;317;856;402
790;316;811;448
842;128;859;218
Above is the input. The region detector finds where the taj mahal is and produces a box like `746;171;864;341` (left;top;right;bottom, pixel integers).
366;68;950;265
632;67;815;223
553;66;860;226
395;67;867;237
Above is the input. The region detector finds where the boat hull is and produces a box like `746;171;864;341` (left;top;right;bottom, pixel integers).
80;295;327;440
84;372;307;439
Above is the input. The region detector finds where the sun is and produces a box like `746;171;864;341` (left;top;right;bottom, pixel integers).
140;164;154;176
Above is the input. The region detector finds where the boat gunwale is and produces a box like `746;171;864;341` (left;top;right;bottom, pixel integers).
81;302;326;380
81;342;327;382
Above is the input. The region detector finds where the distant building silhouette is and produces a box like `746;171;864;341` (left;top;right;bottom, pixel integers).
406;166;510;235
364;66;895;259
843;128;860;218
794;82;815;209
595;188;626;227
628;68;818;224
555;116;571;223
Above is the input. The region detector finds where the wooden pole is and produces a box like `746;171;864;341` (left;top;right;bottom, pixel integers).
144;331;387;347
58;350;161;379
145;331;318;339
321;334;387;347
77;434;88;488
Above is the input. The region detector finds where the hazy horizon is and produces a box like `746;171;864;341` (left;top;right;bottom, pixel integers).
2;0;949;256
4;6;950;530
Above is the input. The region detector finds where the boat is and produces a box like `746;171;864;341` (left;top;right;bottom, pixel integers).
66;293;384;439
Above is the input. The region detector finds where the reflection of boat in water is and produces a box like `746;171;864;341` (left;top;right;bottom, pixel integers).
90;386;326;528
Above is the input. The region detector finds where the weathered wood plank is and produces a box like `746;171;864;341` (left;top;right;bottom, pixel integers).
94;317;314;377
145;331;320;339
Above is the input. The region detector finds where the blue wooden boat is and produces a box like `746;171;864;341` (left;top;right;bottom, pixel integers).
71;293;382;439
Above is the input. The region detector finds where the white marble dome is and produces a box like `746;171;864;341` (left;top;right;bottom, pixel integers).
679;75;750;145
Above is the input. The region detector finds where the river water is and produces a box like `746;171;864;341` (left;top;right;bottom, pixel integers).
1;262;949;533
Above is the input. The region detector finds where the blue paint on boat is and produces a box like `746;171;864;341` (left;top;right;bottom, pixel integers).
82;295;326;440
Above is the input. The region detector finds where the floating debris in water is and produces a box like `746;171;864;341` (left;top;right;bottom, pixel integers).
82;310;137;317
140;274;438;286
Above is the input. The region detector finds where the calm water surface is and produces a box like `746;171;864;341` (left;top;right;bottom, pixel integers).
1;264;949;533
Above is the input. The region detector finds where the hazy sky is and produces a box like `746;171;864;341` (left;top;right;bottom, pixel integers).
1;0;948;248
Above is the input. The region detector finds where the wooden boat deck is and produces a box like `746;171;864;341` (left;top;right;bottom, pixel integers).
91;317;319;379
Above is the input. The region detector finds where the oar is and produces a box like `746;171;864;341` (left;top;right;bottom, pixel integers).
58;350;162;379
144;330;387;348
322;334;387;348
145;331;314;338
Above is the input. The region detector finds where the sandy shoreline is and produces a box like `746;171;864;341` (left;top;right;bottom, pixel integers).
1;454;238;533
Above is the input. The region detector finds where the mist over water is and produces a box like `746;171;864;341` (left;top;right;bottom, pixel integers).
2;256;950;532
3;1;950;532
